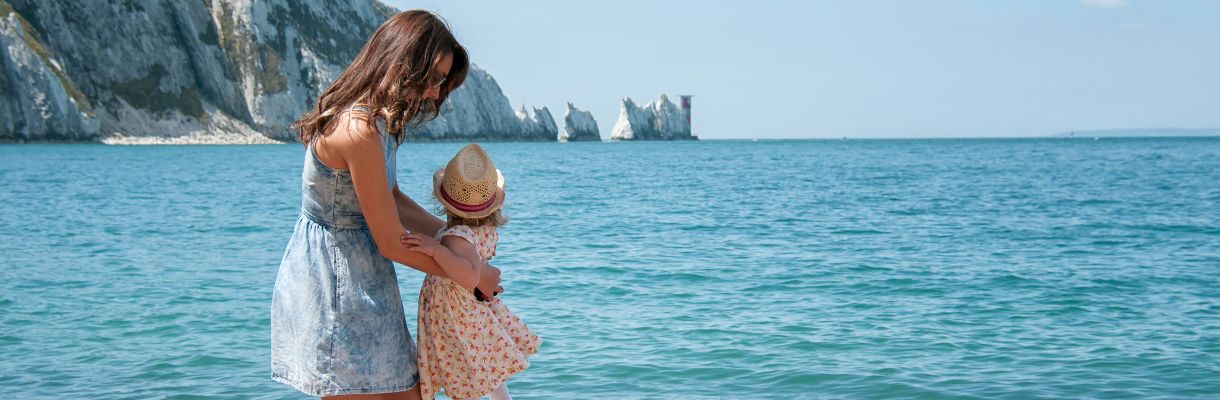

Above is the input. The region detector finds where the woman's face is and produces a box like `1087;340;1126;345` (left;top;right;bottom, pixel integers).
423;52;455;101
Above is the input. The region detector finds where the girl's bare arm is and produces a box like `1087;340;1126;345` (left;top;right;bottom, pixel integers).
401;233;482;290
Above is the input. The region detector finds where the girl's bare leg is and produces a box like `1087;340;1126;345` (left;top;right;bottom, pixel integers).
489;383;511;400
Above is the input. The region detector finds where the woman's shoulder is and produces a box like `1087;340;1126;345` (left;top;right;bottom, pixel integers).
330;110;382;142
317;111;391;162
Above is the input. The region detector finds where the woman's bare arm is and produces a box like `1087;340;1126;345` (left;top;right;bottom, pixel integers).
330;119;446;276
394;185;445;236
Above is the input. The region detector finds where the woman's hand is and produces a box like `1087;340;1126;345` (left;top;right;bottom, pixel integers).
400;231;442;257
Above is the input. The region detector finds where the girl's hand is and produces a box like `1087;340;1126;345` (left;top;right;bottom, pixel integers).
400;231;441;257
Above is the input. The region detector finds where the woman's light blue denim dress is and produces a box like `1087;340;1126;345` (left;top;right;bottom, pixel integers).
271;109;420;396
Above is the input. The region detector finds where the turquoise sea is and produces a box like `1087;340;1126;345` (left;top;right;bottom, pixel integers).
1;138;1218;399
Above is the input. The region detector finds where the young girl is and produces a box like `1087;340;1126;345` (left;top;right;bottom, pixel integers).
401;144;541;400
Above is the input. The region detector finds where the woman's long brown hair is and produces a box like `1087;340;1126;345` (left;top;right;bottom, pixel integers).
293;10;469;144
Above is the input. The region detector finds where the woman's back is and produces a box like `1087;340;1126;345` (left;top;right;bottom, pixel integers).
301;108;399;230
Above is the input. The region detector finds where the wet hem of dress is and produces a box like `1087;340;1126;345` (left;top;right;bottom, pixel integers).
273;373;420;397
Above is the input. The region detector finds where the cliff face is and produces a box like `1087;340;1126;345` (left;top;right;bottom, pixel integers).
560;102;600;142
610;94;696;141
0;0;555;143
411;66;557;142
0;3;96;141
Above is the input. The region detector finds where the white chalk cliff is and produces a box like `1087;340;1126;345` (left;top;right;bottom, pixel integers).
0;5;99;141
411;66;556;141
560;102;599;142
610;94;695;141
0;0;556;143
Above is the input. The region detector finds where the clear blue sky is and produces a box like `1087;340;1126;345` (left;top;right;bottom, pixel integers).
384;0;1220;139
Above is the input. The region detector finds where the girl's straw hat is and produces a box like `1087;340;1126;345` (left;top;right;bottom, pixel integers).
433;144;505;219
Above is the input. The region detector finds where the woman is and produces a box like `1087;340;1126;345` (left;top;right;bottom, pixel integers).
271;10;502;400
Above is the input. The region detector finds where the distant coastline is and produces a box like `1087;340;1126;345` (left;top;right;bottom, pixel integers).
1054;128;1220;138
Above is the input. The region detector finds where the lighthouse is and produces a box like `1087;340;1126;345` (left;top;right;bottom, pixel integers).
679;95;693;135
